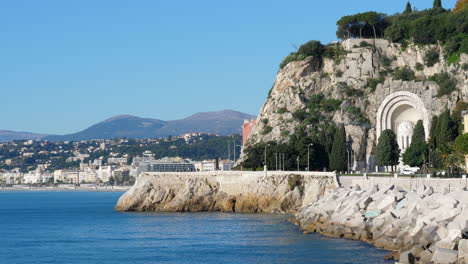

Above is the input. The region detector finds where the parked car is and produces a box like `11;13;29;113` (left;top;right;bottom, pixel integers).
400;167;419;175
400;169;415;175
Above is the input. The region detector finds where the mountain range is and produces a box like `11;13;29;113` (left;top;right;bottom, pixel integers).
0;110;255;142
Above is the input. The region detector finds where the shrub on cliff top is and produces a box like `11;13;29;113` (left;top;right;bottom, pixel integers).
279;40;325;69
279;52;307;69
298;40;325;57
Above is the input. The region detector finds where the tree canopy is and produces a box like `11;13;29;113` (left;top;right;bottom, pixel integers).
329;125;347;172
377;129;400;170
402;120;429;167
455;133;468;154
336;12;387;39
454;0;468;12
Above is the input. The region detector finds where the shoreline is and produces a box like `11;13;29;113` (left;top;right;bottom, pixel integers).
0;186;130;192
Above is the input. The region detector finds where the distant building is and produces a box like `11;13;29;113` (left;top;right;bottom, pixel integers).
242;119;257;145
108;157;127;166
139;157;196;172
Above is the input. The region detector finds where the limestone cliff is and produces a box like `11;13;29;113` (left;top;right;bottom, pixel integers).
240;39;468;171
114;171;336;213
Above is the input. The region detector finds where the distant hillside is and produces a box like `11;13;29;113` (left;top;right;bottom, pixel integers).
44;115;167;141
0;130;48;142
155;110;255;137
43;110;255;141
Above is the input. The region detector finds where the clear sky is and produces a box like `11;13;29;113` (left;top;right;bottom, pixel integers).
0;0;457;135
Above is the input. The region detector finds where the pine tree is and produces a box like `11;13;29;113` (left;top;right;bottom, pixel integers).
433;0;442;9
402;120;429;167
429;115;439;149
437;109;456;152
329;125;347;172
377;129;400;171
404;1;413;14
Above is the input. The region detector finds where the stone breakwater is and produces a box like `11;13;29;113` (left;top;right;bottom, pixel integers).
294;184;468;264
114;171;336;213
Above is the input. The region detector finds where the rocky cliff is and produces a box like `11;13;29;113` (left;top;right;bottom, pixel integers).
241;38;468;171
114;171;336;213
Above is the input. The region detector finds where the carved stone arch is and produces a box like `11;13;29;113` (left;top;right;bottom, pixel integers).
376;91;430;144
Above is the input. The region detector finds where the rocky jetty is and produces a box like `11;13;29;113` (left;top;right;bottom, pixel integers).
115;171;336;213
294;184;468;264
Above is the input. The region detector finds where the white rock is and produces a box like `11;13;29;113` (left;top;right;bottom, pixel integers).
431;247;458;264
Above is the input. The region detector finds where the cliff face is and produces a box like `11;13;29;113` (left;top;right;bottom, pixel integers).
114;171;336;213
241;39;468;171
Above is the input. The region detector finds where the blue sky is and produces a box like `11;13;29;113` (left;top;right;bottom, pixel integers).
0;0;457;135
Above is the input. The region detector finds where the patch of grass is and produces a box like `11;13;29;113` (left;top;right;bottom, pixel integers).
429;72;458;97
424;48;440;67
394;66;416;81
276;107;287;114
279;52;308;69
359;41;371;48
336;70;343;78
415;63;424;71
346;105;369;124
292;110;307;121
261;118;269;125
447;51;461;65
262;125;273;135
380;56;392;68
341;83;364;97
367;77;385;92
321;99;342;112
287;174;303;191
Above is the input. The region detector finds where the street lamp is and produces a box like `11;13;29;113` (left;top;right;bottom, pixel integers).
307;143;313;171
233;142;241;162
346;139;353;174
297;156;300;171
264;144;268;169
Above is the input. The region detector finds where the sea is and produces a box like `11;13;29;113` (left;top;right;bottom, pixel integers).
0;192;392;264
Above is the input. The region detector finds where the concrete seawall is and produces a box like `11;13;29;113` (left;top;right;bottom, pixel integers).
114;171;337;213
340;176;468;193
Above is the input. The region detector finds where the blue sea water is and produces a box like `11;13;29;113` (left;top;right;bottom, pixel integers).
0;192;392;264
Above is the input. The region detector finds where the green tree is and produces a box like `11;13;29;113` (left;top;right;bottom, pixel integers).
436;109;456;152
404;2;413;14
329;125;347;172
377;129;400;171
455;133;468;154
433;0;442;9
402;120;429;167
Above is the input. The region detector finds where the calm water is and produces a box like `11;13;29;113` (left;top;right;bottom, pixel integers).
0;192;391;264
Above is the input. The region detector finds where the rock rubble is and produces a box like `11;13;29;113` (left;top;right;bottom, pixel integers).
294;184;468;264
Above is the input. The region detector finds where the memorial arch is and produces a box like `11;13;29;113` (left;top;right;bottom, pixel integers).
376;91;430;152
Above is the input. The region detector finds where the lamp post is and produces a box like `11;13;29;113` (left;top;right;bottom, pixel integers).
297;156;300;171
228;140;230;161
233;143;241;162
264;144;268;169
346;139;353;174
307;143;313;171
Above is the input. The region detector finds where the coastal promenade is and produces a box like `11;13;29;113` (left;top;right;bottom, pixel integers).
0;185;130;192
